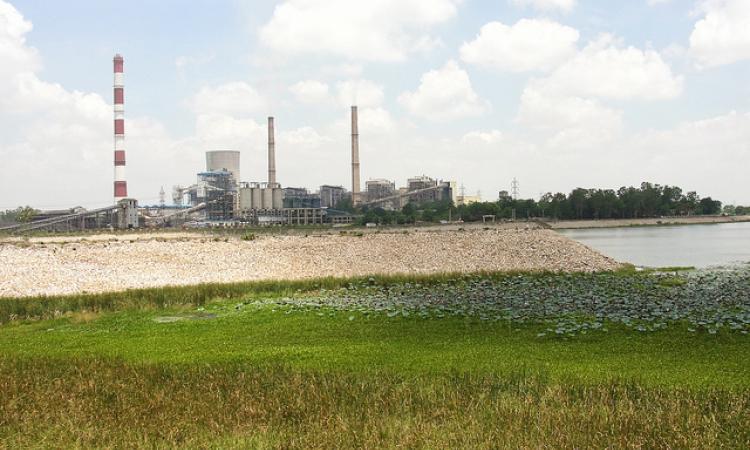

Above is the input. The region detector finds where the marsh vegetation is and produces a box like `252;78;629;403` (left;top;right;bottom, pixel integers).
1;268;749;448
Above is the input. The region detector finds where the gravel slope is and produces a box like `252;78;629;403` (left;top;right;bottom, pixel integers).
0;229;621;298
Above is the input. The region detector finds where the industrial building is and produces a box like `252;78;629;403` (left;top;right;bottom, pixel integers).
320;185;347;208
360;176;455;211
4;54;462;233
170;115;352;225
168;106;456;226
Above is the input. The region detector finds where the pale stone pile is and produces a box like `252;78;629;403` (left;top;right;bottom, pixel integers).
0;229;621;298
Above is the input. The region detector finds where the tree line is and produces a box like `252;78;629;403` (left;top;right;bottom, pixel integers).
0;206;37;226
359;182;738;225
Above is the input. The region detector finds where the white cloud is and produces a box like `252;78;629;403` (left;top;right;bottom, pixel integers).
623;111;750;199
359;107;397;134
2;0;749;208
336;79;385;108
188;82;266;117
321;63;363;78
194;113;265;147
689;0;750;68
511;34;681;152
462;130;504;145
517;86;623;149
0;1;203;207
328;106;398;146
510;0;576;13
460;19;579;72
647;0;672;5
258;0;461;62
0;0;39;83
398;60;488;121
280;126;332;147
289;80;330;104
531;34;683;101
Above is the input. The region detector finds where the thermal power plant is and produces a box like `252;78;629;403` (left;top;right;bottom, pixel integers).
206;151;240;184
351;106;361;206
113;54;127;202
11;59;465;233
268;116;277;187
166;106;454;226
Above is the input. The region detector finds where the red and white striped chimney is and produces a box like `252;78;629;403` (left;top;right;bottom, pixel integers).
113;54;127;202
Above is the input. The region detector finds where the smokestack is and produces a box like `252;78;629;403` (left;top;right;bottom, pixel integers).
351;106;361;205
268;116;276;186
113;54;127;202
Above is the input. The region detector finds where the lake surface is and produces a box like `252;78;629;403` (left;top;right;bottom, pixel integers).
559;222;750;268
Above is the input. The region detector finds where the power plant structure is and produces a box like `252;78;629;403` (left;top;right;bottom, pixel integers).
113;54;127;203
167;106;456;226
351;106;362;206
3;53;140;233
268;116;277;186
206;150;240;182
172;115;341;225
3;54;461;233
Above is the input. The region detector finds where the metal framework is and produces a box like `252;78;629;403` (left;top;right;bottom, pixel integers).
359;185;448;207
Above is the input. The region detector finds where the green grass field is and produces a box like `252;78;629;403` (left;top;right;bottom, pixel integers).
1;270;749;448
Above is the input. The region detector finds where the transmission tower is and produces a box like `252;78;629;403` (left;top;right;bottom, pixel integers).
511;177;519;200
159;186;166;208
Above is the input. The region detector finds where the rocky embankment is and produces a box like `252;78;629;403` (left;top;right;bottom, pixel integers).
0;229;621;298
546;215;750;229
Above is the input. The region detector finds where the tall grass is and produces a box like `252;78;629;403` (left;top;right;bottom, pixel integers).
0;358;747;449
0;269;607;324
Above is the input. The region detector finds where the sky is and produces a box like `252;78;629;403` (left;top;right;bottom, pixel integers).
0;0;749;209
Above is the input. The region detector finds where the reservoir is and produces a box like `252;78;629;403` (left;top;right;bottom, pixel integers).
559;221;750;268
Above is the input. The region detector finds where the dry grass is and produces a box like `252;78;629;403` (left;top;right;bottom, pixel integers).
1;358;748;449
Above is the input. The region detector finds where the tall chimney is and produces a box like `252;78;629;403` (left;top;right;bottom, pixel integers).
351;106;361;206
113;54;127;202
268;116;276;186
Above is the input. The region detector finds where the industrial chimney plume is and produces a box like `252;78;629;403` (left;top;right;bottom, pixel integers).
268;116;276;186
113;54;127;202
351;106;361;205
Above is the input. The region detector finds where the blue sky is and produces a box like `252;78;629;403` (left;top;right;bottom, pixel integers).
1;0;749;208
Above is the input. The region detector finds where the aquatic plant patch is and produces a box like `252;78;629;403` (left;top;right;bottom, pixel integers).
237;268;750;337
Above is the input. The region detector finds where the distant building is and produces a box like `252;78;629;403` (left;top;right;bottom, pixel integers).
406;176;453;206
320;185;347;208
456;194;481;206
283;187;321;209
238;182;284;211
192;170;236;220
366;179;397;209
366;179;396;200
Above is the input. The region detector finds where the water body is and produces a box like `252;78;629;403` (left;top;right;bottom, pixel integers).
559;222;750;268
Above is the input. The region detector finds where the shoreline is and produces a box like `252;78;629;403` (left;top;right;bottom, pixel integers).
544;215;750;230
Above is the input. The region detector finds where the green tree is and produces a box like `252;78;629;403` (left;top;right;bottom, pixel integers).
699;197;722;215
16;206;37;223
